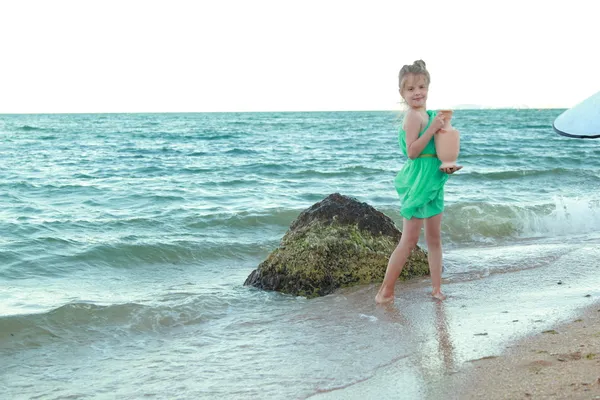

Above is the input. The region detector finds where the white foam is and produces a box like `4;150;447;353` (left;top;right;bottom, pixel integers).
519;195;600;238
359;314;378;322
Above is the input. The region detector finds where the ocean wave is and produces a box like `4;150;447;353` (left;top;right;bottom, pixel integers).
460;168;599;180
200;178;262;188
63;239;275;269
6;196;596;278
0;300;216;351
180;196;598;245
18;125;44;131
126;193;187;202
0;181;106;195
70;241;208;266
0;240;237;279
199;133;239;140
225;148;260;155
291;167;388;178
181;166;214;174
442;196;600;243
186;209;301;230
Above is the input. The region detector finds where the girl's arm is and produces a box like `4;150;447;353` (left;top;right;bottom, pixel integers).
405;111;445;159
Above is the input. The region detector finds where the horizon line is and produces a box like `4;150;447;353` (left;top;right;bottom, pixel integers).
0;106;568;116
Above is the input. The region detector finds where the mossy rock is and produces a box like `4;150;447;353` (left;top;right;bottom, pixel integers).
244;193;429;298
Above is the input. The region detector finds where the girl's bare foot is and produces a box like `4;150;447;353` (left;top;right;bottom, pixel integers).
375;290;395;304
431;290;446;301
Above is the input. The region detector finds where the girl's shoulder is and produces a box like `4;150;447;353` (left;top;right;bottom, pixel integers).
402;109;428;130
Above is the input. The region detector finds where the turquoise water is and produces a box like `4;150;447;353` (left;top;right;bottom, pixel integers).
1;110;600;399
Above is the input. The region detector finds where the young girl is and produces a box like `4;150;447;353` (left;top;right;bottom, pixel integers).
375;60;457;304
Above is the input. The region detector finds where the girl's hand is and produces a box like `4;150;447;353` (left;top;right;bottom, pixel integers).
431;113;446;133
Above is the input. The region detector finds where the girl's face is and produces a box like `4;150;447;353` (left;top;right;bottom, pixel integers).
400;74;428;109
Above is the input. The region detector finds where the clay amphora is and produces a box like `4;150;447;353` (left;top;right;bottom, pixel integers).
434;109;461;172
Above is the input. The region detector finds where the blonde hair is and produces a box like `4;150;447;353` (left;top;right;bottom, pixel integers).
398;60;430;91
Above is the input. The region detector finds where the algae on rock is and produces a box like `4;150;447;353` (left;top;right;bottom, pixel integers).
244;193;430;298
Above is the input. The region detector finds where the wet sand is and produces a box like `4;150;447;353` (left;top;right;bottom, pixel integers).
460;302;600;399
309;242;600;400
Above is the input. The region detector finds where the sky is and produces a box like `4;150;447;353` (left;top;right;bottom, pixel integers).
1;0;598;113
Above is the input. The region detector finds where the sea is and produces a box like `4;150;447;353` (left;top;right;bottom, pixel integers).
1;110;599;399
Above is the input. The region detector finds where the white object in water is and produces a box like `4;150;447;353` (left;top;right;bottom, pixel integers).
553;91;600;139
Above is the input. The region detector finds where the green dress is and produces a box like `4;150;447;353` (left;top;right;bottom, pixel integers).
394;110;448;219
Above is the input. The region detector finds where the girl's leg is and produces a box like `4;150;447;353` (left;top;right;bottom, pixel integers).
424;213;446;300
375;217;423;304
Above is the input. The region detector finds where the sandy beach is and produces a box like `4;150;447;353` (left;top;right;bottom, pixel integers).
460;302;600;399
310;244;600;400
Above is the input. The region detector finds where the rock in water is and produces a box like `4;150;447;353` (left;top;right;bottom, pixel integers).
244;193;429;298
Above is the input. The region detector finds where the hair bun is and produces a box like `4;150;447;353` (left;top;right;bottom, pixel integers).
413;60;426;68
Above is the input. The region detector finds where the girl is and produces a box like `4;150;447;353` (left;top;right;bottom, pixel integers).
375;60;457;304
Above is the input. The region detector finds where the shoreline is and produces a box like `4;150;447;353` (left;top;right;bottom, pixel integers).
309;247;600;400
457;300;600;399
